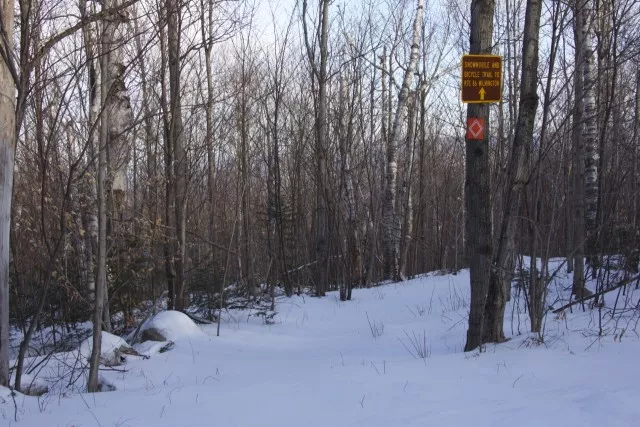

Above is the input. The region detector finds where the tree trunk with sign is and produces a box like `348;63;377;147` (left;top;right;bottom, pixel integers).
464;0;495;353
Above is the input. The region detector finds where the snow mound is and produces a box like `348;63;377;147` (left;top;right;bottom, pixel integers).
0;385;16;401
79;331;131;366
139;310;204;342
15;374;48;396
97;375;116;392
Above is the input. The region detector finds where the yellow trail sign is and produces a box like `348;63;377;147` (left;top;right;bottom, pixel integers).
461;55;502;103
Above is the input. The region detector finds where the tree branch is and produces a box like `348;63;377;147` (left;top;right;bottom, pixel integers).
552;273;640;313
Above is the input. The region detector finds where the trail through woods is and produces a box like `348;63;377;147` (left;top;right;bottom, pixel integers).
2;260;640;426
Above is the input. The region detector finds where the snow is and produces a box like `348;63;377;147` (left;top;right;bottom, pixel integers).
79;331;130;362
14;374;48;396
2;261;640;426
133;340;174;358
138;310;205;342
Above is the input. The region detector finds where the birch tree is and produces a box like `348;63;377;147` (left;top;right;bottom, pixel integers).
571;0;593;298
382;0;423;281
338;57;363;301
79;0;100;304
580;0;600;276
0;0;15;388
88;0;119;392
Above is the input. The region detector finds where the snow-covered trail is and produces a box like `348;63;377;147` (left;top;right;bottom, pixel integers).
3;267;640;426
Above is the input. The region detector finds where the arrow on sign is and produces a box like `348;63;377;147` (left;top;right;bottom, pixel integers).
479;87;486;101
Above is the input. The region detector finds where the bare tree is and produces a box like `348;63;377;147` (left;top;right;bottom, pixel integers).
263;5;295;297
0;0;15;388
338;57;363;300
486;0;543;338
382;0;423;281
302;0;330;296
161;0;188;311
571;0;589;298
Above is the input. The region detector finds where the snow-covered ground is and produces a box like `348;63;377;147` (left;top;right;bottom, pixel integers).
2;260;640;426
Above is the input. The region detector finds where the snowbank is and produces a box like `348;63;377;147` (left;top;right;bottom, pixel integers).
139;310;204;342
15;373;48;396
79;331;131;366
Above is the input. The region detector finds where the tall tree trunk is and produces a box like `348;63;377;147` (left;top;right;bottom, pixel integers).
201;0;217;299
133;5;159;297
89;0;119;391
273;100;291;297
103;0;132;332
0;0;15;388
529;0;562;333
382;0;423;281
302;0;330;296
235;53;253;299
633;65;640;229
264;16;292;296
464;0;495;352
158;3;176;310
572;0;590;298
400;91;418;278
316;0;330;297
338;70;363;300
80;0;99;303
166;0;187;310
485;0;542;342
579;0;599;276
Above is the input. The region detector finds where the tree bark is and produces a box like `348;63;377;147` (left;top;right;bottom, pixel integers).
0;0;15;388
201;0;217;299
382;0;423;281
464;0;495;352
166;0;187;310
79;0;100;303
572;0;590;298
88;0;118;391
302;0;330;296
157;4;177;310
338;70;363;300
484;0;542;341
634;65;640;229
103;0;132;332
399;91;418;278
529;0;562;333
579;0;599;275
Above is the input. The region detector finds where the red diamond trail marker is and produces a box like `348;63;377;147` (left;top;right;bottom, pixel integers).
466;118;485;140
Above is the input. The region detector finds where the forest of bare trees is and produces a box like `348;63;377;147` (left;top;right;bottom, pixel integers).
1;0;640;391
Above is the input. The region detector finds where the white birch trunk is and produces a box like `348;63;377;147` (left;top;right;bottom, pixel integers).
80;0;100;300
580;0;599;235
399;91;418;278
0;0;15;387
338;68;362;300
382;0;423;281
